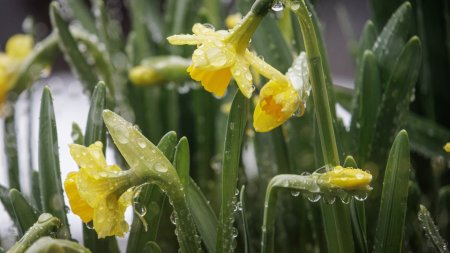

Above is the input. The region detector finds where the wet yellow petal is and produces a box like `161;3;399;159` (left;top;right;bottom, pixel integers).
167;34;205;45
93;193;130;238
226;13;242;29
69;142;107;171
231;56;253;98
188;65;231;97
253;80;300;132
191;43;236;70
64;172;94;223
6;34;33;59
444;142;450;153
129;65;163;86
321;166;372;189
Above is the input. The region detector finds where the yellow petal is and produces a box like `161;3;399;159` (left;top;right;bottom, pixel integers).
322;166;372;189
192;43;236;70
64;172;94;223
167;34;205;45
225;13;242;29
253;80;300;132
231;56;253;98
93;194;130;238
244;50;286;82
444;143;450;153
69;142;107;171
6;34;33;59
188;65;231;97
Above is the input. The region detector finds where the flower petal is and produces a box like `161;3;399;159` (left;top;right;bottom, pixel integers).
167;34;205;45
253;80;300;132
188;65;231;97
64;172;94;223
69;142;107;171
231;56;253;98
192;43;236;70
6;34;33;59
93;195;129;238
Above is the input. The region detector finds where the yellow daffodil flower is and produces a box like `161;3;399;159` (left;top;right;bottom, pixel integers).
225;13;242;29
0;34;33;107
318;166;372;190
444;142;450;153
253;52;310;132
167;12;284;98
64;142;134;238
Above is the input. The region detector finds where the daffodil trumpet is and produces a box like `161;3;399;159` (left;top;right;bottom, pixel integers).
261;165;372;253
167;0;286;99
129;56;191;86
253;52;311;132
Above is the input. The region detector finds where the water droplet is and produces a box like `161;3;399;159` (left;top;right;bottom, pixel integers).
304;192;321;202
38;213;53;223
232;227;239;238
86;221;94;230
137;138;147;148
290;1;300;10
291;191;300;197
154;163;168;173
272;1;284;11
134;201;147;216
353;192;368;201
323;195;336;204
230;122;235;130
170;212;177;225
114;125;129;144
339;194;351;204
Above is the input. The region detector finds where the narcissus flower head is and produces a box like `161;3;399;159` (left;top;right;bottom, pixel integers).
168;12;274;98
253;53;310;132
444;142;450;153
64;142;134;238
318;166;372;190
0;34;33;107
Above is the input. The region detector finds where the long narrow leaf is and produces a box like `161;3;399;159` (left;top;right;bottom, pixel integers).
50;2;97;95
38;87;70;239
216;91;249;253
418;205;449;253
9;189;40;236
373;130;410;253
3;113;20;191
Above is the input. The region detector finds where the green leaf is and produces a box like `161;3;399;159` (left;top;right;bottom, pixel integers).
9;189;40;236
372;2;413;86
32;171;43;211
175;137;190;189
142;241;162;253
373;130;410;253
0;185;15;220
369;0;404;30
187;178;218;253
370;37;422;165
62;0;97;33
127;131;178;253
438;186;450;241
3;113;20;191
25;236;91;253
417;205;449;253
216;91;249;253
38;87;70;239
239;185;250;253
406;113;450;162
357;21;377;65
352;50;381;164
50;2;98;95
84;82;107;146
343;157;368;253
71;123;84;145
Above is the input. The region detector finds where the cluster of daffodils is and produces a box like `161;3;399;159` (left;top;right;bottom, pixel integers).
164;10;311;132
64;142;135;238
0;34;33;109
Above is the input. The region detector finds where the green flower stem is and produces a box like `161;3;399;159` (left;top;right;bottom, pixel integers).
3;112;20;191
103;110;200;253
262;175;318;253
291;1;339;165
291;1;354;253
129;163;200;253
8;213;60;253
